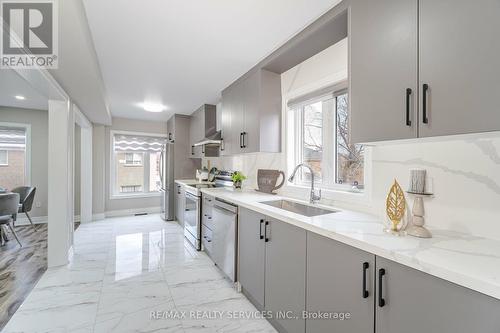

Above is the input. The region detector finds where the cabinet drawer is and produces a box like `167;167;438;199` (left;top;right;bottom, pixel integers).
202;225;213;256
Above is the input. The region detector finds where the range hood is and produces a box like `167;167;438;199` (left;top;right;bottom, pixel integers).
193;104;222;146
194;130;221;146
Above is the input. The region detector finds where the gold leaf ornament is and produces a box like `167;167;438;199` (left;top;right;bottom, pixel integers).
386;180;406;231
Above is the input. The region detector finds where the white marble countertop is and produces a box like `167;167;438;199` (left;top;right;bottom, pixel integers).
200;187;500;301
174;179;214;186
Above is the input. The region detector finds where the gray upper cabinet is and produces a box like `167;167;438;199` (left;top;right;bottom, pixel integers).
350;0;418;143
189;106;204;158
265;217;306;333
188;104;217;158
351;0;500;143
306;232;375;333
418;0;500;137
238;207;266;310
221;69;281;155
375;256;500;333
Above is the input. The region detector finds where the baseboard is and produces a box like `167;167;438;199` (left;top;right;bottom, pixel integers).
92;213;106;221
104;206;161;218
14;215;48;226
15;215;82;226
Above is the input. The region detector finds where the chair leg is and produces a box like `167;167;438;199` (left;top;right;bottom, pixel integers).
0;226;5;246
25;212;36;230
6;222;22;247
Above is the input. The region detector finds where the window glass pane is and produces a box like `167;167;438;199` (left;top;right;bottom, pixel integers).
336;93;364;187
0;126;27;190
115;152;144;194
149;152;161;192
302;101;323;183
0;150;7;165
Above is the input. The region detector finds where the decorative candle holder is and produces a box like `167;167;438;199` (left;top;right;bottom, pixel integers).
406;192;433;238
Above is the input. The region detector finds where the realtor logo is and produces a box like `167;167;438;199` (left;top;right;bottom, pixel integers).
1;0;58;68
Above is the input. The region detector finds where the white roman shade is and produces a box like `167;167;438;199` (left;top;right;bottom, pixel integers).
113;133;165;152
0;126;26;151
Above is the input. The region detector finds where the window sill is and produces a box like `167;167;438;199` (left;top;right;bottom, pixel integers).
110;192;161;200
291;183;365;195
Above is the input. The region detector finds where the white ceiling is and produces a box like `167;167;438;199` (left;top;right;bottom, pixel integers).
82;0;341;122
0;69;48;111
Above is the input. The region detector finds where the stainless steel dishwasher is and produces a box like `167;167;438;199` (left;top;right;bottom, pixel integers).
212;198;238;282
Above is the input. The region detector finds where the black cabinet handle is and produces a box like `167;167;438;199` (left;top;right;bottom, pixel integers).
362;262;369;298
168;133;173;141
378;268;386;307
191;145;194;155
264;221;270;242
405;88;412;126
220;138;225;151
259;219;264;240
422;84;429;124
242;132;247;148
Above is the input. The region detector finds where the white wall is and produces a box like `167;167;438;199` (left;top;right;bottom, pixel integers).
203;37;500;241
0;106;48;218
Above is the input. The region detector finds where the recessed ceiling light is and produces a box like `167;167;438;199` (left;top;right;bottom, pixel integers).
137;102;166;113
15;95;26;100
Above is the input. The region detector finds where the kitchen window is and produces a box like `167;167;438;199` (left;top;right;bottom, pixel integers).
111;131;165;198
288;82;364;191
0;123;31;190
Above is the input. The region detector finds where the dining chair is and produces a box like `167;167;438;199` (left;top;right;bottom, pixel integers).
0;193;22;247
11;186;36;229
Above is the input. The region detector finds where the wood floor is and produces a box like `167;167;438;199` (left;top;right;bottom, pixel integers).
0;222;80;331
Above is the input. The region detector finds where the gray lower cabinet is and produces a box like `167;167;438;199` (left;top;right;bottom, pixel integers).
264;217;306;333
174;184;185;227
238;207;266;310
375;256;500;333
306;232;375;333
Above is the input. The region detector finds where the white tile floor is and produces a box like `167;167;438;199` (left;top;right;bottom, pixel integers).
3;215;277;333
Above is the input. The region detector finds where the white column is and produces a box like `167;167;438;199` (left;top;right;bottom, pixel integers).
80;125;93;223
47;99;74;267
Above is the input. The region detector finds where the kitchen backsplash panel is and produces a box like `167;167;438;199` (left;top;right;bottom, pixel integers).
203;152;283;189
371;135;500;241
204;134;500;241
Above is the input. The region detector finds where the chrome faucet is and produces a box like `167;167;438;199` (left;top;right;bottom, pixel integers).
288;163;322;204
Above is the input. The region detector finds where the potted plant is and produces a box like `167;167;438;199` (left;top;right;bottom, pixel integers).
231;171;247;189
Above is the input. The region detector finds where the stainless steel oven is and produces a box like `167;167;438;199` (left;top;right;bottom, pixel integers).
184;191;201;250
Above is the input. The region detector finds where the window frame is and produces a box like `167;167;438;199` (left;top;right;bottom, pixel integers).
287;82;365;193
0;122;31;185
109;130;166;200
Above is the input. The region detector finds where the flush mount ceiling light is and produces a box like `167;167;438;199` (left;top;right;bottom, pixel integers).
14;95;26;100
137;102;166;113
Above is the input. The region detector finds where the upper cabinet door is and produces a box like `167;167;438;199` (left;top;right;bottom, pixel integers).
350;0;418;143
419;0;500;137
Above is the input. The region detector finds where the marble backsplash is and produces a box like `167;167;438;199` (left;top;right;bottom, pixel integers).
203;134;500;241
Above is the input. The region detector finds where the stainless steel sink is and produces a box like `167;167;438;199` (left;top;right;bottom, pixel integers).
260;199;338;217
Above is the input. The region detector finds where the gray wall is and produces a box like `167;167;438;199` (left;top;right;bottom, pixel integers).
74;124;81;216
0;106;48;217
101;117;167;213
